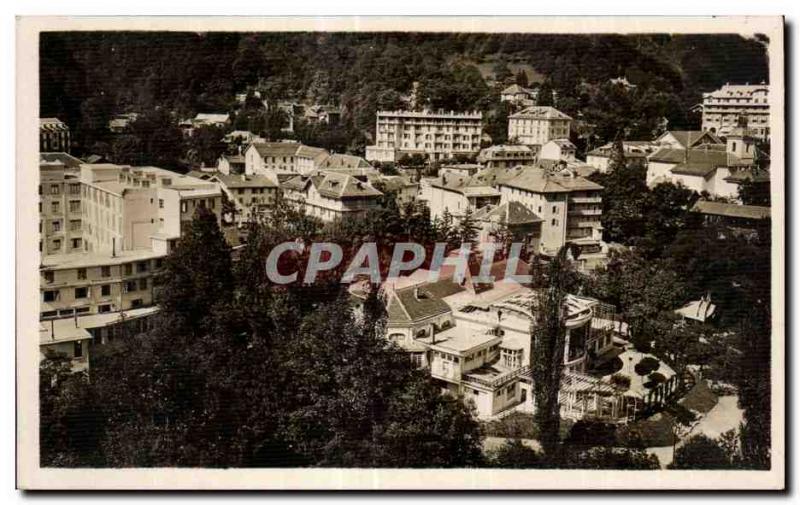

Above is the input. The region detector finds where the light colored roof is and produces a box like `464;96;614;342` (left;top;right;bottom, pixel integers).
656;130;723;149
472;201;543;225
40;152;83;168
194;113;230;123
675;298;717;322
648;147;747;175
42;249;166;270
39;118;69;130
249;141;329;162
317;153;372;170
283;171;383;200
501;84;535;95
39;307;159;345
424;326;501;354
509;106;572;121
500;166;603;193
213;173;277;189
691;200;770;220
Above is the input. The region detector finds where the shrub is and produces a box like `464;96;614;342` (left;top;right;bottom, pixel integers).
669;435;732;469
680;381;719;414
617;413;677;447
610;373;631;391
489;439;544;468
644;371;667;389
634;356;660;376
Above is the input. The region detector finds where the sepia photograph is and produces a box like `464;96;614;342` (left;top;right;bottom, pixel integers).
15;15;785;490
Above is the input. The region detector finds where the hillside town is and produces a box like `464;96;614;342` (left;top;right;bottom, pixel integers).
37;32;773;471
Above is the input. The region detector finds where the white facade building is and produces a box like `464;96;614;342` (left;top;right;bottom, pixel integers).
507;106;572;150
701;83;770;141
365;110;483;163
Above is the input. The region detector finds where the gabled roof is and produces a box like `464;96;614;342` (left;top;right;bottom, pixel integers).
40;152;83;168
499;166;603;193
194;113;230;123
656;130;722;149
509;106;572;121
387;284;453;324
39;118;69;131
317;153;372;170
501;84;535;95
472;201;543;226
248;141;330;162
283;171;383;200
213;173;278;189
691;200;770;220
650;147;748;177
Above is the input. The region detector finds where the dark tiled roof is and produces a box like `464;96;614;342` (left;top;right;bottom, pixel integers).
691;200;770;220
283;171;382;199
473;201;543;225
387;285;453;324
214;173;277;189
500;166;603;193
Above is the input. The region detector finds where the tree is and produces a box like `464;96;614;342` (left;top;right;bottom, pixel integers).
186;125;227;167
529;247;574;462
515;69;529;87
455;207;480;246
489;440;544;468
156;206;234;338
536;80;555;107
738;178;771;207
669;435;732;469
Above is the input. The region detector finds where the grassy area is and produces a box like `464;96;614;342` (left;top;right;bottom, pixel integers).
680;380;719;414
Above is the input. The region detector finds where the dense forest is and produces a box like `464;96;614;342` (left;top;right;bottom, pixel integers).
41;31;769;163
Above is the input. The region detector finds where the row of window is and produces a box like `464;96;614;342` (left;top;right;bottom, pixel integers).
39;183;81;196
42;278;150;302
42;259;161;283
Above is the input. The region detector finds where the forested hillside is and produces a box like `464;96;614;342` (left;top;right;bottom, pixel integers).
40;31;769;160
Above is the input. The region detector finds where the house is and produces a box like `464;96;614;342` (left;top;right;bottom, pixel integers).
316;153;376;177
500;84;538;107
40;118;71;153
222;130;261;146
646;129;765;199
585;141;658;173
472;201;543;253
375;260;625;421
373;175;419;204
675;295;717;324
507;106;572;152
365;109;483;163
108;113;139;133
438;164;484;178
217;153;247;175
477;144;536;169
40;319;92;373
690;200;770;230
281;171;383;222
192;113;230;128
654;130;723;150
210;173;278;226
701;82;770;141
539;139;577;162
244;141;330;182
497;166;605;263
418;173;501;222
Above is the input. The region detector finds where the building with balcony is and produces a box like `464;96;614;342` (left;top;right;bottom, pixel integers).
700;82;770;141
209;172;278;226
376;259;623;421
40;248;163;320
365;110;483;163
40;117;71;153
477;144;536;169
500;84;538;107
418;173;501;222
497;166;605;264
507;106;572;151
281;170;383;222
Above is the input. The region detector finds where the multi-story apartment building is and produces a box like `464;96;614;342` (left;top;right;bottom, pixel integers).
585;141;658;173
80;164;223;255
210;173;278;226
477;144;536;169
500;84;538;107
507;106;572;151
244;141;330;182
497;166;605;264
40;248;164;320
700;82;770;141
39;117;71;153
365;110;483;163
39;153;85;256
418;174;501;221
281;170;383;222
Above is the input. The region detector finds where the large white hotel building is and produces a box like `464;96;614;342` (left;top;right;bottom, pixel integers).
700;82;770;141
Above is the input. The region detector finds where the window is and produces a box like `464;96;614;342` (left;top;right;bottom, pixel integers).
69;183;80;195
69;219;81;232
69;201;80;212
180;201;188;213
77;268;86;280
101;265;111;277
158;199;164;209
44;271;54;283
98;304;112;313
74;287;88;299
131;299;144;308
137;261;148;273
52;220;61;232
50;185;60;195
101;284;111;296
73;341;83;358
51;201;60;213
124;264;133;276
125;281;137;292
52;239;61;251
71;238;81;249
43;290;58;302
139;278;148;290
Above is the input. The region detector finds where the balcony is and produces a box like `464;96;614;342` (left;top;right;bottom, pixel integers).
462;365;530;390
